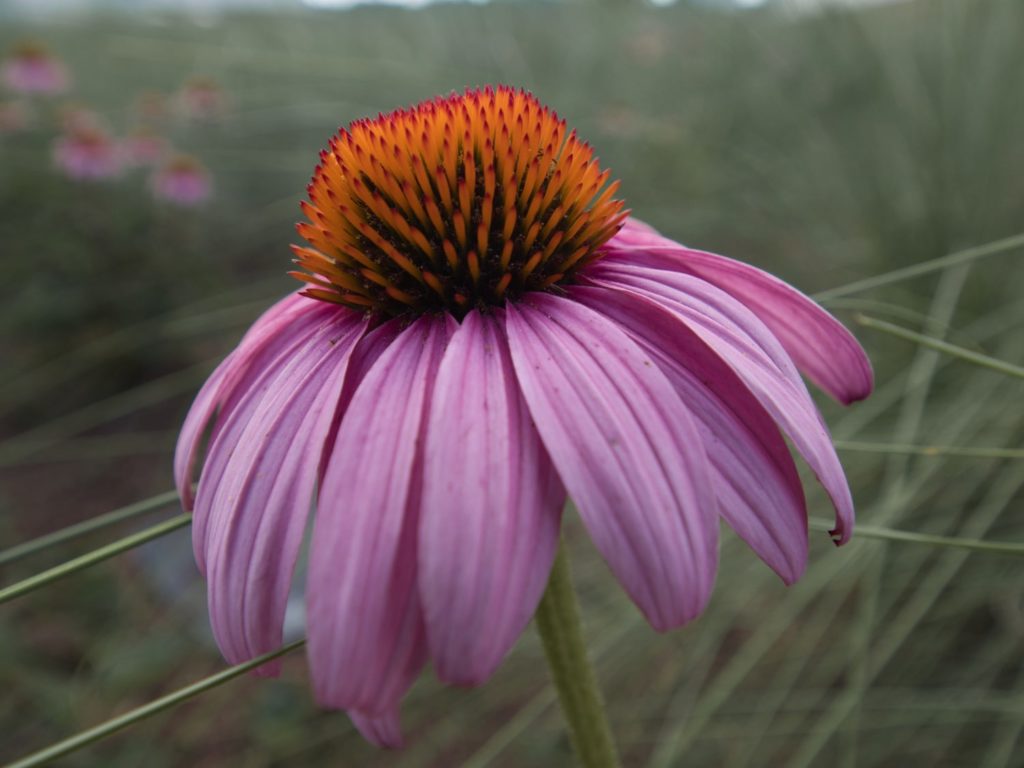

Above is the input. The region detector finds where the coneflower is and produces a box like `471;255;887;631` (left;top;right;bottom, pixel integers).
150;154;212;205
177;86;871;751
2;41;69;96
53;125;122;181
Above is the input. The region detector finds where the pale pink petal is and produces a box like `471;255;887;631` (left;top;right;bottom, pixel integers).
201;313;367;673
192;303;340;572
174;291;315;509
605;226;874;404
349;709;404;749
571;284;807;583
587;262;855;544
506;295;718;631
307;315;454;716
420;310;564;685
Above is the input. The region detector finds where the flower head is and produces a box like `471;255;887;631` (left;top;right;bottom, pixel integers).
123;127;168;167
177;86;872;747
150;154;212;205
2;41;69;95
53;125;122;181
176;76;227;121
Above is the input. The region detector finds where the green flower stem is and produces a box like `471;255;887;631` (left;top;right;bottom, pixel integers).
808;518;1024;556
6;640;305;768
0;489;180;567
535;540;622;768
0;513;192;605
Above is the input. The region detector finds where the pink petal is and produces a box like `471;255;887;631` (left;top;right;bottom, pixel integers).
588;262;855;544
604;226;874;404
307;315;454;716
174;291;315;509
192;303;340;573
200;312;367;672
420;310;564;685
571;284;808;583
188;303;339;573
505;295;718;631
349;709;404;749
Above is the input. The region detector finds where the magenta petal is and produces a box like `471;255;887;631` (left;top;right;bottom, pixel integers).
174;291;314;509
192;304;341;574
420;310;564;685
506;295;718;631
588;263;855;544
571;284;808;583
199;312;367;670
307;315;453;716
604;229;874;404
349;709;404;749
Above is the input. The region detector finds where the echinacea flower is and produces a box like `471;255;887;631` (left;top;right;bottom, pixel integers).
123;128;168;167
176;76;227;121
53;125;122;181
150;154;212;205
177;86;872;748
1;41;69;96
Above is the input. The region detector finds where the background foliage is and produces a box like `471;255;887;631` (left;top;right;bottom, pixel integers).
2;0;1023;765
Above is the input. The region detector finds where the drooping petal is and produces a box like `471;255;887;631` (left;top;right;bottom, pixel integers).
420;310;564;685
192;303;341;572
506;295;718;631
604;226;874;404
174;291;314;509
570;284;808;583
349;709;404;750
587;262;855;544
200;312;367;672
307;315;453;716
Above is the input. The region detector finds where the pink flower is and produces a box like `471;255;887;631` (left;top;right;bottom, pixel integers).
176;76;227;121
2;41;69;95
122;129;168;167
150;155;212;205
53;126;122;181
177;87;872;748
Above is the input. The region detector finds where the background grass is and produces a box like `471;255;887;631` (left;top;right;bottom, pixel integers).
1;0;1023;765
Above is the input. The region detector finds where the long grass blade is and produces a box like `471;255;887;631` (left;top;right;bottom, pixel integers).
808;519;1024;556
814;232;1024;300
0;514;192;605
857;315;1024;379
5;640;305;768
834;440;1024;459
0;489;180;567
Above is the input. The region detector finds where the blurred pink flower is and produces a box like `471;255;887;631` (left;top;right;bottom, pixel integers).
150;155;212;205
57;102;104;133
176;88;872;748
134;90;169;124
2;41;69;95
123;128;168;167
53;126;122;181
176;76;228;121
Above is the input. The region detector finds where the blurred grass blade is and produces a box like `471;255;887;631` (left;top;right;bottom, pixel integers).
5;640;305;768
857;315;1024;379
834;440;1024;459
815;232;1024;300
0;514;192;605
809;519;1024;556
0;489;180;567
